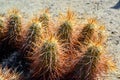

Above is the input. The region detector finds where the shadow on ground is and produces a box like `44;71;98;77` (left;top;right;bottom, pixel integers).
111;0;120;9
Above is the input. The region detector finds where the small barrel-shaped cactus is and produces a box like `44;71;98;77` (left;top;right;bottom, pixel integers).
57;21;72;43
6;8;22;47
57;10;75;44
22;18;42;55
69;44;105;80
79;18;98;45
0;9;23;62
81;24;95;45
31;36;62;80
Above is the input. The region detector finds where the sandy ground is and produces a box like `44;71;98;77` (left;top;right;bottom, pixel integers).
0;0;120;80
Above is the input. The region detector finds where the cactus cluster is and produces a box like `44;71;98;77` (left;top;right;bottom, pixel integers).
0;9;116;80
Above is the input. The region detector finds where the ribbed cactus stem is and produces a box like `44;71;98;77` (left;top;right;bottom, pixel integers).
79;18;98;46
39;9;49;34
41;37;58;69
32;36;61;80
57;21;72;43
28;21;42;43
81;24;95;45
22;19;42;55
0;9;22;61
71;45;102;80
6;9;22;44
57;10;75;44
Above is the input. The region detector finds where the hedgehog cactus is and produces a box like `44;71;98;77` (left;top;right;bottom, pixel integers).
69;44;103;80
22;18;42;55
57;10;75;44
0;9;116;80
6;8;22;47
31;36;63;80
0;9;23;62
78;18;96;45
